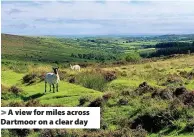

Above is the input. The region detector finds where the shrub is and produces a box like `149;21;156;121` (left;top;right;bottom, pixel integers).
100;118;108;130
131;128;148;137
8;101;25;107
79;96;90;106
9;86;22;94
112;60;127;65
118;98;128;105
177;90;194;107
136;82;156;95
121;88;134;96
68;76;76;83
94;69;117;82
125;52;141;62
188;69;194;79
152;88;174;100
22;73;38;85
179;71;188;78
88;97;103;107
163;74;183;86
173;87;188;97
102;92;113;101
11;129;30;137
102;70;117;82
23;72;46;84
121;71;127;77
1;130;10;137
40;129;57;137
25;100;41;107
58;70;66;81
130;113;172;133
179;69;194;80
38;72;45;82
40;129;68;137
9;63;29;73
76;71;107;91
181;121;194;133
1;84;9;93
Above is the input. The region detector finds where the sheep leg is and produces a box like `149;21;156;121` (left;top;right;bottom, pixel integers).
56;83;58;92
52;84;55;93
49;84;51;92
45;82;47;92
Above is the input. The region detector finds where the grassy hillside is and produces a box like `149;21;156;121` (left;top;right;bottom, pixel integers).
2;55;194;137
1;70;102;107
1;34;194;137
2;34;112;63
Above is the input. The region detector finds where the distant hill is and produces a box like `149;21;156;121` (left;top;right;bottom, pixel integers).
1;33;102;63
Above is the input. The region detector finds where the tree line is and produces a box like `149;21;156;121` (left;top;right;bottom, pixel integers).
141;42;194;58
70;53;117;62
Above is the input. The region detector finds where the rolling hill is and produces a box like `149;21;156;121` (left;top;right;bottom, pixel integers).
1;33;109;63
1;33;194;137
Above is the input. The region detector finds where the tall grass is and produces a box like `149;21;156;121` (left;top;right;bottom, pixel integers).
76;71;107;91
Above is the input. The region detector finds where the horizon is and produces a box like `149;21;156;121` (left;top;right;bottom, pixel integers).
2;1;194;35
2;32;194;37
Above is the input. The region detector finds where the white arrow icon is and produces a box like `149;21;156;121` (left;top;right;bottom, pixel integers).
1;110;6;115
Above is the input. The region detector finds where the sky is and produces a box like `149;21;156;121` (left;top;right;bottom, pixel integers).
2;0;194;36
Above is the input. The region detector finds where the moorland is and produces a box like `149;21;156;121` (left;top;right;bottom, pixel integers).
1;33;194;137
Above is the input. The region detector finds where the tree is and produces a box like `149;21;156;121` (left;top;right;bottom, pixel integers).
125;52;141;62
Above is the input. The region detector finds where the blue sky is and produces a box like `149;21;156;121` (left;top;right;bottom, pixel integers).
2;1;194;35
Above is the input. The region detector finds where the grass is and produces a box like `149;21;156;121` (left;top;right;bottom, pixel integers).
106;55;194;90
2;55;194;136
2;34;110;63
1;70;25;86
1;70;102;106
107;79;141;91
1;34;194;137
76;71;107;91
149;134;194;137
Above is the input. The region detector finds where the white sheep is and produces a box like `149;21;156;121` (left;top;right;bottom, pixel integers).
45;67;60;93
70;64;81;71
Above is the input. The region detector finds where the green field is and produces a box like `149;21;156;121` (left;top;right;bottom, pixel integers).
1;34;194;137
2;34;113;63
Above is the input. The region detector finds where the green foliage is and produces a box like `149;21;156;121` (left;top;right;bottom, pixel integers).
76;71;107;91
141;42;194;58
88;97;103;107
9;85;23;94
79;96;90;106
1;70;102;107
1;34;120;63
23;73;38;85
71;52;117;61
2;33;194;137
1;130;10;137
125;52;141;62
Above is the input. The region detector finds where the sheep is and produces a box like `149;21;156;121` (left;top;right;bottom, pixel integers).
45;67;60;93
70;64;81;71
